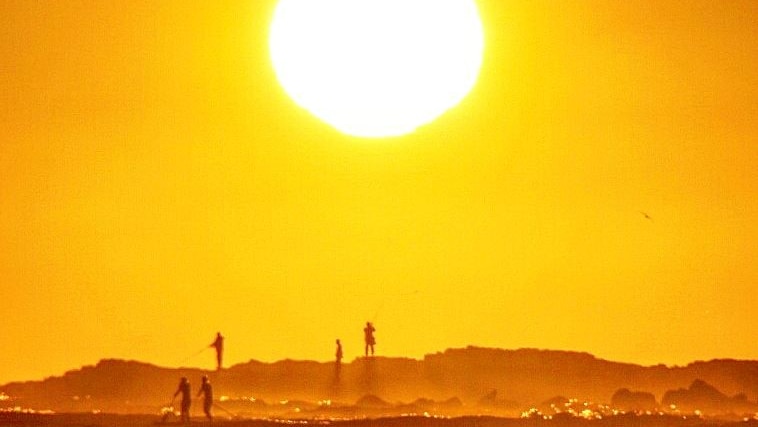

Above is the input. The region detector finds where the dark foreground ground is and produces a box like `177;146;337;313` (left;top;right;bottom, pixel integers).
1;414;756;427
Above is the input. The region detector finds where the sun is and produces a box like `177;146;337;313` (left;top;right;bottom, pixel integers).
269;0;484;138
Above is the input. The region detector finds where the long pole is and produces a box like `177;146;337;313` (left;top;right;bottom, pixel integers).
177;346;209;366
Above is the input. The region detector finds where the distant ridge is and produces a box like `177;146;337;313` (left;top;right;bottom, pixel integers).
1;347;756;415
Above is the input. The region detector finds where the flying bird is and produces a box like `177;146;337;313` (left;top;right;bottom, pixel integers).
639;211;653;221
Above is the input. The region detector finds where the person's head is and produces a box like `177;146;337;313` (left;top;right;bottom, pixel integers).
180;377;188;384
202;375;209;383
336;339;340;344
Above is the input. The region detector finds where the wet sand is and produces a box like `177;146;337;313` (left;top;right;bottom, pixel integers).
1;414;756;427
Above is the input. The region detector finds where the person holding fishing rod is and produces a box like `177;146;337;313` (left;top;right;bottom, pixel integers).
210;332;224;371
197;375;213;421
363;322;376;357
173;377;191;423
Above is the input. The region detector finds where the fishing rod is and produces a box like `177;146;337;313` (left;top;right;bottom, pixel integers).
177;346;209;366
213;401;239;419
371;299;385;323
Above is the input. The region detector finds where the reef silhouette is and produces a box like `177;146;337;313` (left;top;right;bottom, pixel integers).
1;347;756;418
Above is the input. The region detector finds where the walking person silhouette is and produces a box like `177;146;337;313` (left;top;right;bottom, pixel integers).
197;375;213;421
173;377;191;423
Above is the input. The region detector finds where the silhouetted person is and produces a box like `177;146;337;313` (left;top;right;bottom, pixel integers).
210;332;224;371
335;339;343;365
174;377;191;423
334;338;343;379
363;322;376;357
197;375;213;421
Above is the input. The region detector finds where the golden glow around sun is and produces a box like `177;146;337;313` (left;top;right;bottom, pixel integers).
269;0;484;138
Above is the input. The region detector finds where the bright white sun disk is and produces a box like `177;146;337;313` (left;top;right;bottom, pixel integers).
269;0;484;138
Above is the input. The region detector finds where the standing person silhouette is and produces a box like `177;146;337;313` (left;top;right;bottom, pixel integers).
210;332;224;371
173;377;191;423
197;375;213;421
335;339;343;365
335;339;343;376
363;322;376;357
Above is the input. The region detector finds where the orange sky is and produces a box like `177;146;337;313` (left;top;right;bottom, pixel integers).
1;0;756;384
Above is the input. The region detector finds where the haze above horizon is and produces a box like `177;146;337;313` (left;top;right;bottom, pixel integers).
1;0;756;385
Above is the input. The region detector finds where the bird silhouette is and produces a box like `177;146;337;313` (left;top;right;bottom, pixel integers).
639;211;653;221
